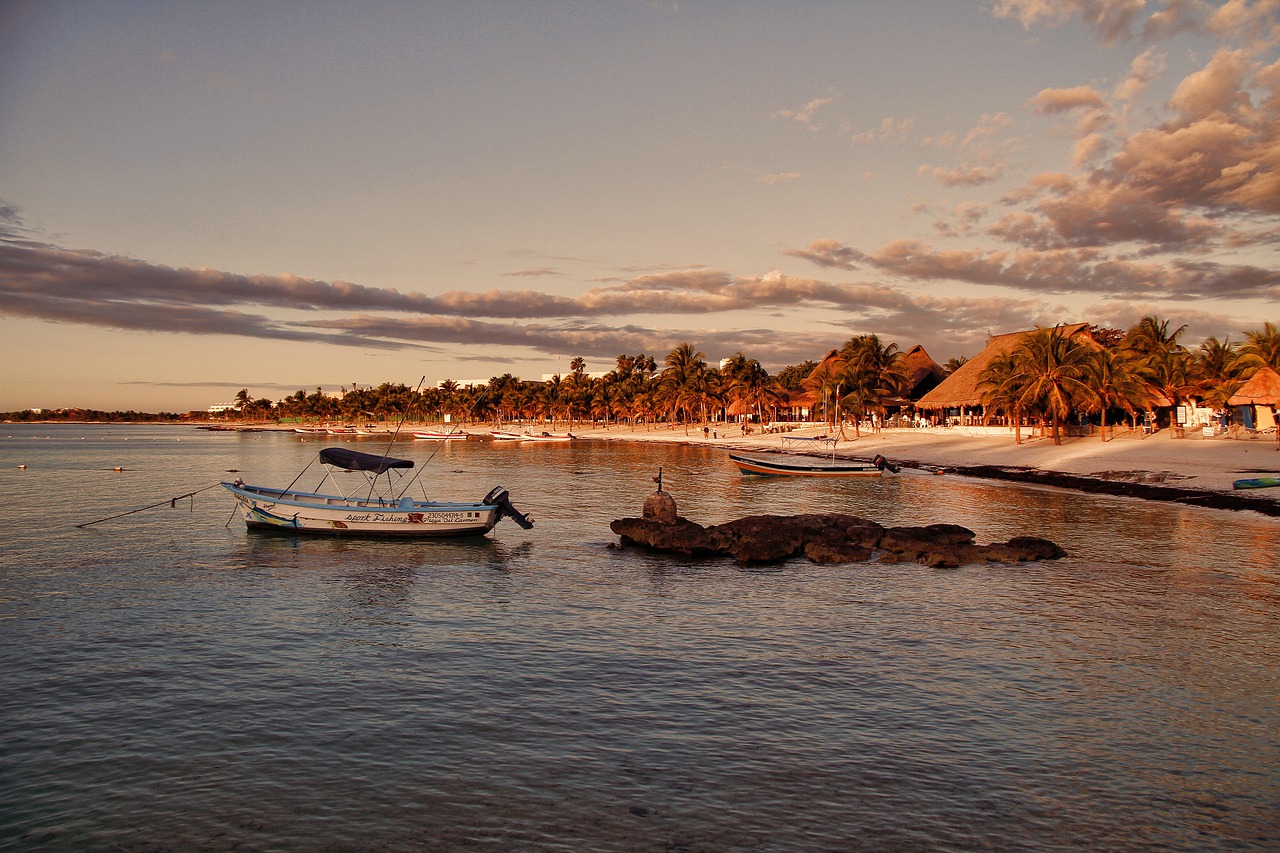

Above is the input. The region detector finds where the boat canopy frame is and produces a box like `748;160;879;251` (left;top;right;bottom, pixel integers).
281;446;421;504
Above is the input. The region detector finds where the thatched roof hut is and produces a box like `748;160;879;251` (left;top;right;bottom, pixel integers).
1228;366;1280;406
802;344;944;403
898;344;947;400
915;323;1093;412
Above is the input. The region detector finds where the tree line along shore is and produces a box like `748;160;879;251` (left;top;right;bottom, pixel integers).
7;316;1279;443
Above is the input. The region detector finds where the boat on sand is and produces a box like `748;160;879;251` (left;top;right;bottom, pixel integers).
489;430;575;442
412;430;469;440
222;447;532;537
1233;476;1280;490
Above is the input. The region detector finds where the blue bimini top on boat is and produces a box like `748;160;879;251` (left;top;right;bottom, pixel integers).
318;447;414;474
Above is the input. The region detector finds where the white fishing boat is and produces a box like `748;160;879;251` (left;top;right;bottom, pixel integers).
293;427;327;435
490;430;524;440
728;451;898;478
413;430;469;440
524;431;575;442
222;447;533;537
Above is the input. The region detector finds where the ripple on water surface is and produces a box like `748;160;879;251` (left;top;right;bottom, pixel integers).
1;425;1277;850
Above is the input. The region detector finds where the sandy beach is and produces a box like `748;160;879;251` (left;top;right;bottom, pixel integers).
564;421;1280;516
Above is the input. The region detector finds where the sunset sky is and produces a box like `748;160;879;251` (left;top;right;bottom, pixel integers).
2;0;1277;411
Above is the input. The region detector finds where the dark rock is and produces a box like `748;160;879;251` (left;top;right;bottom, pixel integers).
610;512;1065;568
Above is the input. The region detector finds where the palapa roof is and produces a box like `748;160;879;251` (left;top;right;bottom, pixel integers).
801;344;944;403
1228;365;1280;406
915;323;1093;411
899;344;947;400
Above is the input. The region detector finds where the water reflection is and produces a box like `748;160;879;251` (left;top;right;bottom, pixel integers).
3;425;1279;851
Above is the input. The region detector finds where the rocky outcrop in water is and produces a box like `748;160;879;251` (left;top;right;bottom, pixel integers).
609;512;1066;568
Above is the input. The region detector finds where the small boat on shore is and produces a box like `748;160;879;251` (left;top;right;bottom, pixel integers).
1233;476;1280;490
222;447;533;537
489;430;575;442
519;431;575;442
728;451;898;478
413;430;469;440
293;427;327;435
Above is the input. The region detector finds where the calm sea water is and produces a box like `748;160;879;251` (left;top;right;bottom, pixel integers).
1;424;1277;851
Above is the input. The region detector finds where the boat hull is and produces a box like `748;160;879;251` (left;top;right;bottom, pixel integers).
490;431;573;442
1233;477;1280;490
222;482;502;537
412;432;469;440
728;452;884;477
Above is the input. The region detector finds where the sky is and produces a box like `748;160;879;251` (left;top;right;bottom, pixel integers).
1;0;1277;412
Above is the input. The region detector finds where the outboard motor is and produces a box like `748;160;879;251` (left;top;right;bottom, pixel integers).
871;454;901;473
483;486;535;529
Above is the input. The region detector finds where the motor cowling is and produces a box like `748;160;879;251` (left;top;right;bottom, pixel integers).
872;454;901;473
483;486;535;529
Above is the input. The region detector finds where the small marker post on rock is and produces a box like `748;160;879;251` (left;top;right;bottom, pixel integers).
643;467;678;523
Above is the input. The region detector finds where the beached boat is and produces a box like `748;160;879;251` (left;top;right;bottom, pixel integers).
355;427;390;436
489;430;575;442
728;451;898;477
1233;476;1280;490
293;427;327;435
514;431;575;442
413;430;469;440
222;446;533;537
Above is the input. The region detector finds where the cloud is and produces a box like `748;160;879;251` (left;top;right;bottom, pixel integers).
1028;85;1108;114
786;237;1280;300
757;171;805;185
773;91;839;132
989;0;1149;45
850;117;914;145
504;267;565;277
1112;46;1167;101
918;162;1006;187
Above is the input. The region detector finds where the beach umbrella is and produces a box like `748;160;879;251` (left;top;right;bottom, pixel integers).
1228;366;1280;446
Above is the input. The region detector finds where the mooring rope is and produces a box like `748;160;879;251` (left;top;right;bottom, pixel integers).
76;482;224;528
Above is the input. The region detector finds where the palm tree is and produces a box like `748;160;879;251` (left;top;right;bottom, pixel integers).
800;354;843;428
1193;337;1243;412
978;350;1028;444
660;343;707;428
1238;322;1280;372
833;335;905;436
1124;315;1191;435
1012;326;1097;445
1082;347;1152;441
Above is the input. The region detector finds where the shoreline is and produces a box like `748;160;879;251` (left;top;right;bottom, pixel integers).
11;419;1280;516
568;422;1280;518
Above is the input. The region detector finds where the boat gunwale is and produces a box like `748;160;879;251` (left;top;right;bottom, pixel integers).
727;452;884;477
222;481;498;512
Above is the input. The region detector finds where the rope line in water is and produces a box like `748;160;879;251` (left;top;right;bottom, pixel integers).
76;482;224;528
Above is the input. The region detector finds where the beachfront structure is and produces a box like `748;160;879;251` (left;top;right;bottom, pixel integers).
801;342;946;422
895;344;948;403
1227;365;1280;435
915;323;1096;424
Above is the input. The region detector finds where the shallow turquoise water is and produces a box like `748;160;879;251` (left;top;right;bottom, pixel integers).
1;425;1276;850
